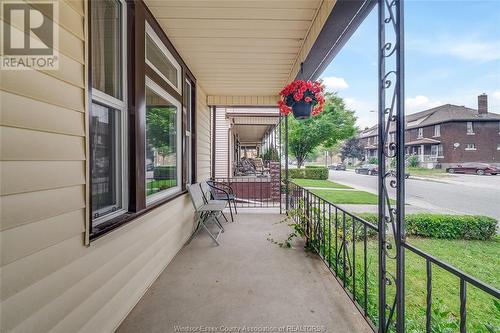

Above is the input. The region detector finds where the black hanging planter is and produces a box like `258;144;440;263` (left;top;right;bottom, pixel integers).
292;100;313;120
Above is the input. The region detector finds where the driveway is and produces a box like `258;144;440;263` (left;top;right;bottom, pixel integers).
329;170;500;221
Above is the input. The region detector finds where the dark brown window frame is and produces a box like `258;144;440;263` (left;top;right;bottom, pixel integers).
88;0;197;240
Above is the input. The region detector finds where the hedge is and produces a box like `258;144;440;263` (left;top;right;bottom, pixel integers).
283;167;328;180
355;213;497;240
153;166;176;180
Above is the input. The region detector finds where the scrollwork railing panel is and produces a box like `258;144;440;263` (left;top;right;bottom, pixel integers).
378;0;405;332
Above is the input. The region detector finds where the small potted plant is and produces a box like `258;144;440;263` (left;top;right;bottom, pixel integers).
278;80;325;119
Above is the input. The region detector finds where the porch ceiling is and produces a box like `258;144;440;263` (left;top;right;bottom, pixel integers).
144;0;333;97
233;124;272;143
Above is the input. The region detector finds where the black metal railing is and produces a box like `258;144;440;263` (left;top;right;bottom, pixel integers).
211;177;281;208
288;181;500;333
289;181;379;330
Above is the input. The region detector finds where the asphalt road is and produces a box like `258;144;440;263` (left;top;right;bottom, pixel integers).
329;170;500;221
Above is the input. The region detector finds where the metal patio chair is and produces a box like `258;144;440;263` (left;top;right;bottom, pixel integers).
207;180;237;222
200;181;231;223
187;183;226;246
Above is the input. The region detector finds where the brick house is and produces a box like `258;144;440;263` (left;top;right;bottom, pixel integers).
358;94;500;168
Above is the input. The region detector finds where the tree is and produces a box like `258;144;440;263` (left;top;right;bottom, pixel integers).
146;106;177;157
285;93;356;168
340;138;365;162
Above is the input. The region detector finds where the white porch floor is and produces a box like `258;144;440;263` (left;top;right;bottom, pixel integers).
117;213;373;333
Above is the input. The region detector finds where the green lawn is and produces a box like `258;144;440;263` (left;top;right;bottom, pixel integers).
146;179;176;195
407;167;449;178
311;189;395;204
291;179;352;189
312;228;500;332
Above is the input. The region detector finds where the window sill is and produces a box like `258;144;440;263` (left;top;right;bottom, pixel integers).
464;149;477;151
466;133;475;135
90;190;188;241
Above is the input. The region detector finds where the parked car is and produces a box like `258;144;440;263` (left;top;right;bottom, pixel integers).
355;164;378;175
328;163;346;171
446;162;499;175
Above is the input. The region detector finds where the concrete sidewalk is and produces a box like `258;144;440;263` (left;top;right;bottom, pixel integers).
117;213;372;333
336;204;445;215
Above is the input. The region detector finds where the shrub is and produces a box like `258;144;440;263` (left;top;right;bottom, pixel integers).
407;155;419;168
262;148;279;162
406;214;497;240
305;165;324;168
305;167;328;180
153;165;176;180
368;157;378;164
283;166;328;180
348;213;497;240
285;168;305;179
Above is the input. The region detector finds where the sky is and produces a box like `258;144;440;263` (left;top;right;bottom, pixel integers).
318;0;500;129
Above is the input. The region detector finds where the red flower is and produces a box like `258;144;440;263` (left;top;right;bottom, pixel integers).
278;79;325;116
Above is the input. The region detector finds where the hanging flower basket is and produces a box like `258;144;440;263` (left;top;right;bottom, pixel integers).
278;80;325;119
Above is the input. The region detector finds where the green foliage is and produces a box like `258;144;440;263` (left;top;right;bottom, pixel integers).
340;138;365;162
291;179;351;189
305;167;328;179
285;93;357;168
153;165;176;180
261;147;279;162
368;157;378;164
284;167;328;180
429;300;460;333
146;106;176;156
311;189;393;204
485;300;500;332
407;155;420;167
146;179;176;195
389;157;397;168
267;200;307;248
406;214;497;240
349;213;497;240
272;203;500;332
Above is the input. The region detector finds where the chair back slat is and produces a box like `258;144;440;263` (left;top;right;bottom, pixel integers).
199;181;211;203
187;183;205;210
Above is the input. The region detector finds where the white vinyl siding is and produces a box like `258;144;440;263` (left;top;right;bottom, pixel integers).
214;107;230;178
0;5;211;333
197;88;211;180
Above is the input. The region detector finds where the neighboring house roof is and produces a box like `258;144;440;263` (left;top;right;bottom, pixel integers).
357;104;500;138
358;125;378;138
405;138;441;146
406;104;500;128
